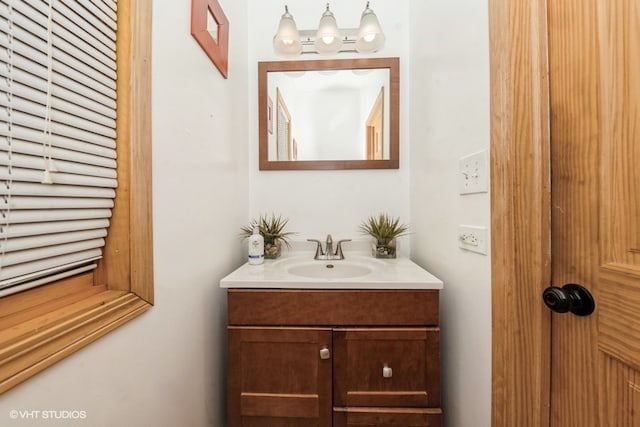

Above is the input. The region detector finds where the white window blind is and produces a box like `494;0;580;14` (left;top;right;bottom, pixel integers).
0;0;118;296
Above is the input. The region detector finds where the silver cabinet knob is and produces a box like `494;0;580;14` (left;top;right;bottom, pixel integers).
383;364;393;378
319;347;330;360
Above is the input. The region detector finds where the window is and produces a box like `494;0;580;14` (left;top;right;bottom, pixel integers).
0;0;152;393
1;0;119;297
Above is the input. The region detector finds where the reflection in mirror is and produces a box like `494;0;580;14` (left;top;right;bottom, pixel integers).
270;69;389;161
259;58;399;170
275;88;292;160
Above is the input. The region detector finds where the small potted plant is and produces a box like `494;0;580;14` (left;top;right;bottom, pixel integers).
241;213;296;259
359;213;409;258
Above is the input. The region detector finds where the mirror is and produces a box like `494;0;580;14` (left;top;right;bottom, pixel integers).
258;57;399;170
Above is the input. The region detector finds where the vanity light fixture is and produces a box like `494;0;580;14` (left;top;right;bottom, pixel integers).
273;2;385;56
355;2;386;53
315;4;342;54
273;5;303;55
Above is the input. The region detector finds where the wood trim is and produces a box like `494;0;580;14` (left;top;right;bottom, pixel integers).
240;393;320;418
127;0;154;304
489;0;552;425
97;0;133;291
98;0;153;302
0;0;153;394
0;292;149;392
0;273;104;327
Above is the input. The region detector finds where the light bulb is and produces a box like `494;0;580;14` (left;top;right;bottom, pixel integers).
322;35;335;44
315;3;342;54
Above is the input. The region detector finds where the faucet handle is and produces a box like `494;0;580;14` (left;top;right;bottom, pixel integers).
335;239;352;259
307;239;325;257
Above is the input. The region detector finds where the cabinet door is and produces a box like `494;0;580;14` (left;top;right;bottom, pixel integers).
333;328;440;408
228;327;333;427
334;407;442;427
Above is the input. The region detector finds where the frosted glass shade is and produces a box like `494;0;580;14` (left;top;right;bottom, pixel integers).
273;7;302;55
355;4;385;53
314;6;343;54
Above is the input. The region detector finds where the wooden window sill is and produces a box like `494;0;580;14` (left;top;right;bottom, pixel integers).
0;275;151;392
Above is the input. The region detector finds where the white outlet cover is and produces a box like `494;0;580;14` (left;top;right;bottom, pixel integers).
458;225;488;255
459;150;489;195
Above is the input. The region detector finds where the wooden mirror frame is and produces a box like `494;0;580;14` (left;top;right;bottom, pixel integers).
258;57;400;170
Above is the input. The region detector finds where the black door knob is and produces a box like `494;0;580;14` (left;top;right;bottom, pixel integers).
542;283;595;316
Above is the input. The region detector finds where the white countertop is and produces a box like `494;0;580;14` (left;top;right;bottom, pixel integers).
220;251;443;290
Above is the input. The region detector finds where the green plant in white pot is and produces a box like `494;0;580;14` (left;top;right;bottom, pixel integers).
241;213;296;259
359;213;409;258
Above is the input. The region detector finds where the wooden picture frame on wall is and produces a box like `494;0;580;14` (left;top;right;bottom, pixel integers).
191;0;229;78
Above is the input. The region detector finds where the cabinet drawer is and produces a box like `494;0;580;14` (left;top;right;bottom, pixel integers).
333;328;440;408
227;290;439;326
334;407;442;427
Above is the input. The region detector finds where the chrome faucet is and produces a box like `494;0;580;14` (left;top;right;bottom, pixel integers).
307;234;352;260
325;234;334;257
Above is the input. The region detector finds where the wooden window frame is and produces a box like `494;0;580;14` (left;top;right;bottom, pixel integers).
0;1;153;393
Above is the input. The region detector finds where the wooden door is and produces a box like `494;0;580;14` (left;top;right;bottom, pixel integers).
490;0;640;425
227;327;333;427
548;0;640;425
366;88;384;160
276;88;293;161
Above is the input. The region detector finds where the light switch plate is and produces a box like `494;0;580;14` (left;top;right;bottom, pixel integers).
459;150;489;195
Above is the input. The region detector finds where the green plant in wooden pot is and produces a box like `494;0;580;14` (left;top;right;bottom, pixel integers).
359;213;409;258
241;213;296;259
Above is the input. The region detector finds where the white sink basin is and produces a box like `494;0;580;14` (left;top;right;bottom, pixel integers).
288;262;371;279
220;251;444;290
279;259;381;279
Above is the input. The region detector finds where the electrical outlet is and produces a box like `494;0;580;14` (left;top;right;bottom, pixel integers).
459;150;489;195
460;232;479;246
458;225;488;255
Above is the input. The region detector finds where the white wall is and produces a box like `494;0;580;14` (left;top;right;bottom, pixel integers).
248;1;412;251
0;2;492;427
0;1;249;426
409;2;492;427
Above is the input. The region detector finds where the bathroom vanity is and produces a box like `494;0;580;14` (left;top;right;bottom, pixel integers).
221;254;443;427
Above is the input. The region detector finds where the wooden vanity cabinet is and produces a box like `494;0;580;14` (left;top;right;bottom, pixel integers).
227;289;441;427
